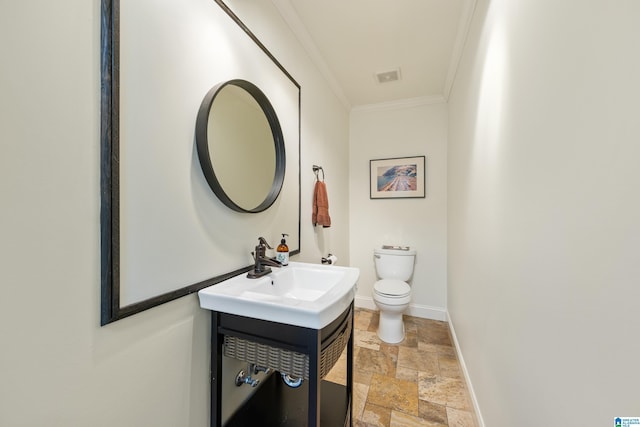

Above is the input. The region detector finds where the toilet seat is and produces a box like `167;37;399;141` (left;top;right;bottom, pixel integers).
374;279;411;298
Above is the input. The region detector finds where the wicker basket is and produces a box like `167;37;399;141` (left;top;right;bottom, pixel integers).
224;315;351;380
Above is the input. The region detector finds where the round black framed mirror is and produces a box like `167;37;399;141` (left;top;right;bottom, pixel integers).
196;79;286;213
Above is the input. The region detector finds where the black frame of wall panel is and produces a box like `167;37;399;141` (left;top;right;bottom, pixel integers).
100;0;302;325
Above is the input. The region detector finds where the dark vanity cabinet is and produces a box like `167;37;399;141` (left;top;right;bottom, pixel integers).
209;303;354;427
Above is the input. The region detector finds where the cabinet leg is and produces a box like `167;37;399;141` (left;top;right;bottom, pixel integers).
308;329;321;426
347;301;354;426
211;312;222;427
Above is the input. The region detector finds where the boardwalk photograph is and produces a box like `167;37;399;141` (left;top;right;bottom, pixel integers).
377;164;418;192
370;156;426;199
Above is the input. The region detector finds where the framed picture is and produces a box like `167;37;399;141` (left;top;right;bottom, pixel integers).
370;156;426;199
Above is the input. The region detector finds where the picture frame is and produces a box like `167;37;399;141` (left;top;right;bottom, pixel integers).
370;156;426;199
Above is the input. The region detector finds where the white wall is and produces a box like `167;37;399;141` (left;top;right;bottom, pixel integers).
448;0;640;425
296;60;352;268
0;1;349;425
219;0;352;269
349;101;448;320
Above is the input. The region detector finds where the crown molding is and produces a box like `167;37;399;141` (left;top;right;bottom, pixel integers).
271;0;352;110
443;0;478;101
351;95;447;113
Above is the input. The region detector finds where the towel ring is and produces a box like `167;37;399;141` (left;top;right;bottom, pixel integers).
312;165;324;181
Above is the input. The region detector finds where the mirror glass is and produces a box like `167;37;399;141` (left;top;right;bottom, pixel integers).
209;85;276;210
196;80;285;213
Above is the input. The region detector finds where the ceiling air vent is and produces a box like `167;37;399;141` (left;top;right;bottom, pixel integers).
375;68;401;84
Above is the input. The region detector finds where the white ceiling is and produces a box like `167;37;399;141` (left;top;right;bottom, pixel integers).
272;0;476;109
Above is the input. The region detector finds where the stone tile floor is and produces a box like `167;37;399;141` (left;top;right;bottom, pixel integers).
325;308;478;427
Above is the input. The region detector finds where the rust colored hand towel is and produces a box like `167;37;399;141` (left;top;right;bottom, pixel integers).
312;181;331;227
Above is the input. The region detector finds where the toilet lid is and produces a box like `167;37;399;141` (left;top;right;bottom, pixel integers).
374;279;410;297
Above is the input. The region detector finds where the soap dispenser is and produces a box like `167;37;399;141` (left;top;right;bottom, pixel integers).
276;233;289;266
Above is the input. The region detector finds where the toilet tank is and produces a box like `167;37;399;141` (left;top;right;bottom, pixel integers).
374;248;416;281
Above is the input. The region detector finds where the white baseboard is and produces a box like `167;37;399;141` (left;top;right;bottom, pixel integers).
354;296;447;321
446;311;485;427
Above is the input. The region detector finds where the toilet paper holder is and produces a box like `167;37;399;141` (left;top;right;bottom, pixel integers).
321;254;338;265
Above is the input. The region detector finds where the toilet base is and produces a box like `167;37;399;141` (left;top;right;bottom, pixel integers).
375;304;408;344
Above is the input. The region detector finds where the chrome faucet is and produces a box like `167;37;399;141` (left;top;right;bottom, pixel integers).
247;237;281;278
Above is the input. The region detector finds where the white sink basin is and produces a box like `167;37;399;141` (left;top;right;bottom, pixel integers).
198;262;359;329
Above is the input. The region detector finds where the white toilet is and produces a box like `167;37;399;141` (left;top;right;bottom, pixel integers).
372;247;416;343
